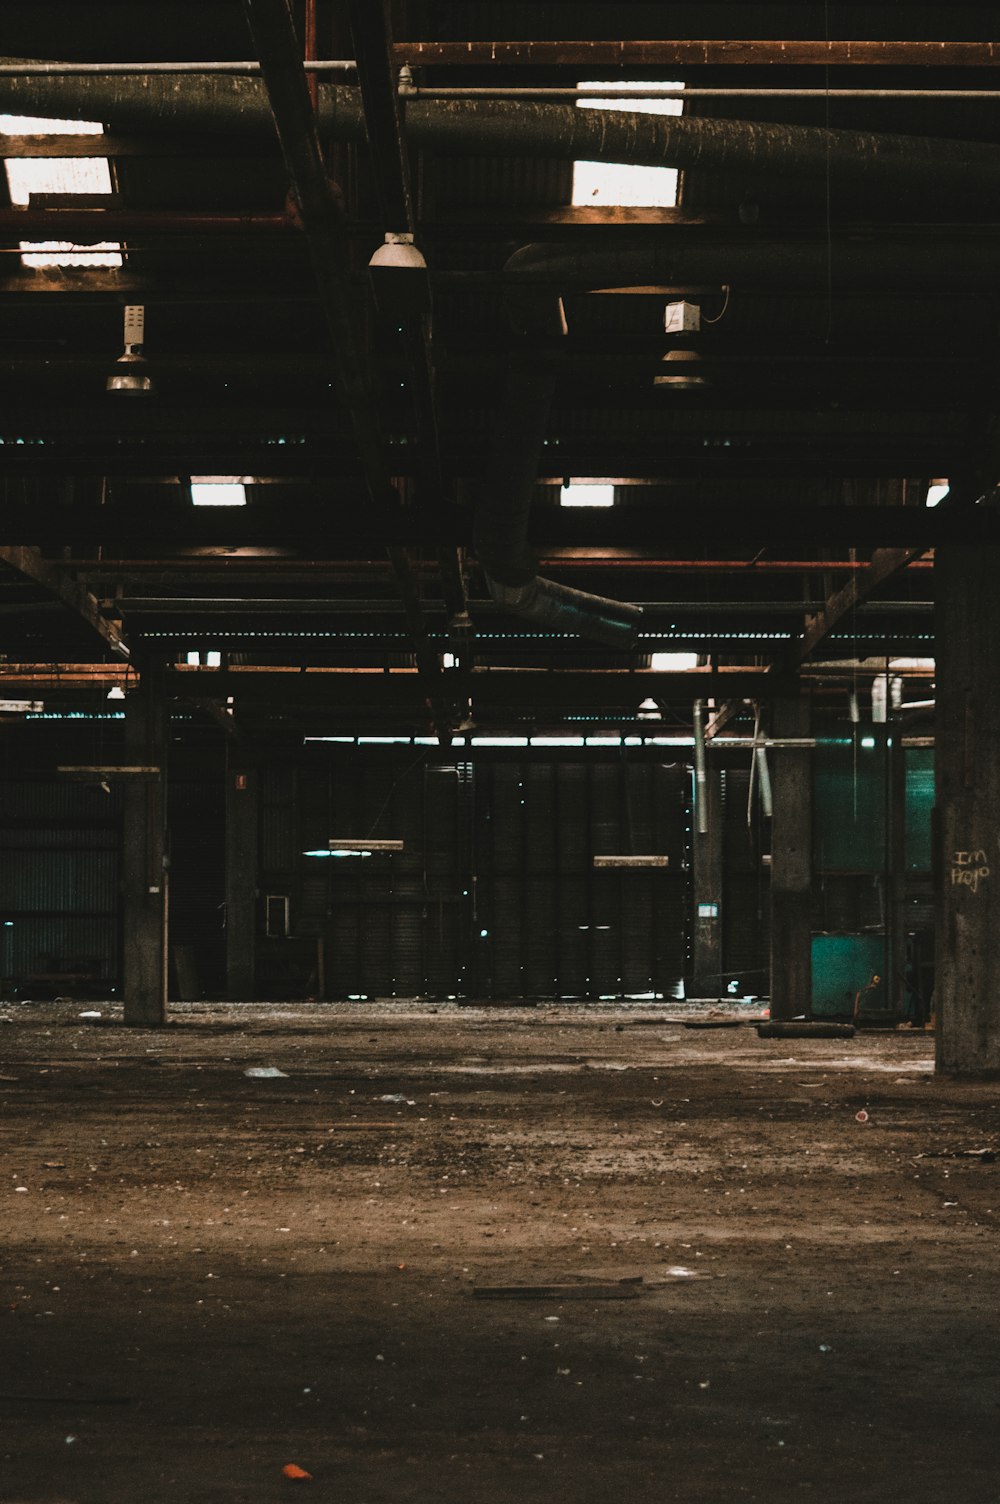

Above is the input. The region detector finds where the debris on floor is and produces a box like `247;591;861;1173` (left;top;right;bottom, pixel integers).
758;1021;856;1039
243;1066;288;1078
473;1280;643;1301
683;1018;743;1030
282;1462;313;1481
915;1147;996;1162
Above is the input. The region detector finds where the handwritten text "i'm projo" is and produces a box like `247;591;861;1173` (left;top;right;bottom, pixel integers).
951;849;990;893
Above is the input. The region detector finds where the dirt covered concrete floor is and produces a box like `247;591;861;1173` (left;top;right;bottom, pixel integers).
2;1001;999;1504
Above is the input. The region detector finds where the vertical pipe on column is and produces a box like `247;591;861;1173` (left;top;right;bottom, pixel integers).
693;698;709;836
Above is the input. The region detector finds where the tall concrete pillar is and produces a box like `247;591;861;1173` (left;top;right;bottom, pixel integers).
122;673;168;1025
769;695;812;1020
887;732;908;1020
225;762;259;999
691;767;724;996
935;544;1000;1072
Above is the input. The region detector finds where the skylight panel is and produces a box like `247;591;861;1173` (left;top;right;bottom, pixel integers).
0;113;122;268
650;651;699;671
573;83;683;208
190;478;249;507
560;482;614;508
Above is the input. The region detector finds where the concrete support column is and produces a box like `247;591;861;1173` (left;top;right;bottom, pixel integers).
887;731;908;1020
692;766;724;996
122;673;168;1026
769;695;812;1020
225;762;258;999
935;544;1000;1071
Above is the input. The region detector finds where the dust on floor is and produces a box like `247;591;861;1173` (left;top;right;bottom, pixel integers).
1;1001;997;1503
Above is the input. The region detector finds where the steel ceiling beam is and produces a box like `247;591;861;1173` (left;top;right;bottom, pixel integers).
240;0;444;723
794;548;926;664
159;666;789;709
0;499;989;548
393;40;1000;68
0;544;129;659
1;43;998;71
345;0;467;625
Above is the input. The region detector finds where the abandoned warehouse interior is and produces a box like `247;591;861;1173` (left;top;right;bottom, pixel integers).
3;5;1000;1501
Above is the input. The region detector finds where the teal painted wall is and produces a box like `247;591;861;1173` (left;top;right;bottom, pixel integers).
905;748;933;872
814;731;886;872
813;732;933;874
811;933;886;1017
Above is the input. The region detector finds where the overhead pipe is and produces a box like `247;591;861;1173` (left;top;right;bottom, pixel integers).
0;64;998;100
693;699;709;835
406;86;1000;103
0;73;998;207
497;235;1000;299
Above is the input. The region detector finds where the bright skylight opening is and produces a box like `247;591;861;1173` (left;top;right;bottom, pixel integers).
650;651;699;671
560;483;615;508
926;479;950;508
190;479;249;507
0;113;122;268
573;83;683;207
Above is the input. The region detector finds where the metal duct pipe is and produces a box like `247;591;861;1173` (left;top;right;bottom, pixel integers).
393;100;1000;211
474;299;641;648
484;573;642;647
0;73;997;206
499;236;1000;299
751;704;774;821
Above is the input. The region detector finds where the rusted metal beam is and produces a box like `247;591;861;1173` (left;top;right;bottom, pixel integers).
392;40;1000;68
0;496;981;549
160;666;786;710
347;0;412;229
346;0;467;624
0;133;275;158
704;698;754;741
241;0;443;719
0;544;129;659
794;547;925;663
0;208;293;235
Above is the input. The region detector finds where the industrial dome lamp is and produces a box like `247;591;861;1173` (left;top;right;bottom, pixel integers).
106;304;154;395
368;232;431;316
654;298;709;390
653;348;709;390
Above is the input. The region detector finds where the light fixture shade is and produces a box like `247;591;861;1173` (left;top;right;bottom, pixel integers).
368;232;431;315
653;348;708;390
106;351;154;394
368;232;427;273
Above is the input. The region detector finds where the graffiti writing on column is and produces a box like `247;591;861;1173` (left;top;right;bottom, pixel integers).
951;849;990;892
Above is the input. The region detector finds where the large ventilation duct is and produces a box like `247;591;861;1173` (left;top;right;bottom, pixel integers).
499;235;1000;298
0;72;998;208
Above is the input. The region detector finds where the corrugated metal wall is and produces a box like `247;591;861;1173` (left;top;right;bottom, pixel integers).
169;772;225;998
721;768;770;991
0;780;120;996
257;749;691;1001
474;758;689;999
